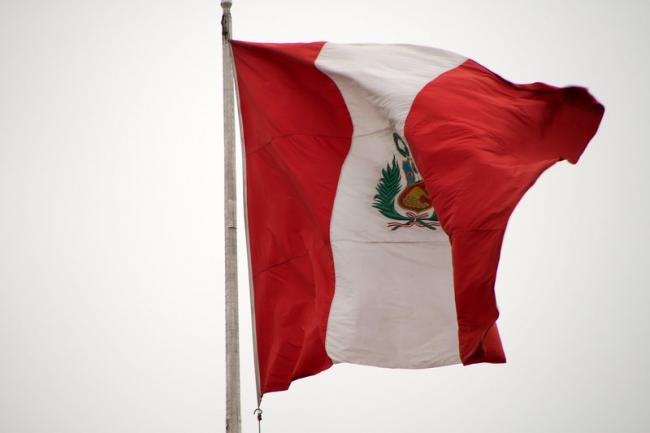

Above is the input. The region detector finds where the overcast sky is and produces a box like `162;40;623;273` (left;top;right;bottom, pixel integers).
1;1;649;432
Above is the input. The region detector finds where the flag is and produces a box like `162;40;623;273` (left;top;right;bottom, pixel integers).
231;41;604;396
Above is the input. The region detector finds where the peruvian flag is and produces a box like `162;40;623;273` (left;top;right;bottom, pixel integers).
231;41;604;396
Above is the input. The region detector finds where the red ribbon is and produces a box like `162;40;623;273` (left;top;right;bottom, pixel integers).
386;212;441;229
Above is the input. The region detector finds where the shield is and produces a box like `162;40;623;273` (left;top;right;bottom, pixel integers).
397;181;432;211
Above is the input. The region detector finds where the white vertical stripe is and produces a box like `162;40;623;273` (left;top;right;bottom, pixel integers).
316;43;466;368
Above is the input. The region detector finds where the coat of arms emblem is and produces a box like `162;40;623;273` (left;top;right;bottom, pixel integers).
372;133;440;230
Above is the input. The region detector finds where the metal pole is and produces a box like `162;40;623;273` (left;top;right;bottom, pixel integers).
221;1;241;433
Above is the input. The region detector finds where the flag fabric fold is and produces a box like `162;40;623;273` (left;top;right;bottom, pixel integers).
231;40;604;395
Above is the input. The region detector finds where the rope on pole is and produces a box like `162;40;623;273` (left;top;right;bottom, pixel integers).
254;407;263;433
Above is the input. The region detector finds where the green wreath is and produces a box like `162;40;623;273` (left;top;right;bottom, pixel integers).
372;156;439;231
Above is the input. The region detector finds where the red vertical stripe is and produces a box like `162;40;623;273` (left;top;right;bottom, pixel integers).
404;59;604;364
232;41;353;394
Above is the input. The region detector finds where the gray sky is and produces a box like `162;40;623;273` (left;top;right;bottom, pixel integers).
1;1;649;432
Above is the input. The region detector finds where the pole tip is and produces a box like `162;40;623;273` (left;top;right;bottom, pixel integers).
221;0;232;8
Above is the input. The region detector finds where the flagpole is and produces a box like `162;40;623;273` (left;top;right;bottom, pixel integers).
221;1;241;433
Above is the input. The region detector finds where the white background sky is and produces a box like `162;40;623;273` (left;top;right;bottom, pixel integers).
1;1;649;432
